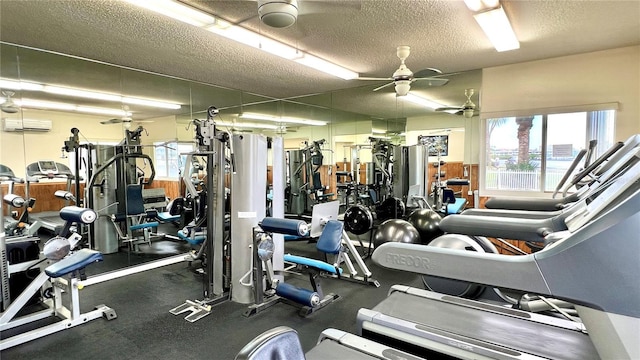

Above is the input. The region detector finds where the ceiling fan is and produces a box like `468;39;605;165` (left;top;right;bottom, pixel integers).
1;91;20;114
357;46;453;97
218;0;361;29
435;88;479;118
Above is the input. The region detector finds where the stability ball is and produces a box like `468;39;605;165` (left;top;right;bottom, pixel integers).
373;219;421;248
407;209;444;244
343;205;374;235
376;197;406;221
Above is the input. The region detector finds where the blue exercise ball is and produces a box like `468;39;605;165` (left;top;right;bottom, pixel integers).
407;209;444;244
373;219;421;248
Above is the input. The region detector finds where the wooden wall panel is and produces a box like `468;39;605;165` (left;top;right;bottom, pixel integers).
1;182;84;214
147;179;181;201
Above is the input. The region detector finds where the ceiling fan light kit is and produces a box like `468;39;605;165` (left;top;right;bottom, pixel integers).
394;80;411;97
258;0;298;28
1;91;19;114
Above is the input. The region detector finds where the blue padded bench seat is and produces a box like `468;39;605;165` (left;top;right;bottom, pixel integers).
284;254;343;275
157;212;180;222
447;198;468;215
45;249;103;278
177;231;205;245
130;221;159;231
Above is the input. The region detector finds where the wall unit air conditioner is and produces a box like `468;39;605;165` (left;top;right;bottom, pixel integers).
2;118;52;132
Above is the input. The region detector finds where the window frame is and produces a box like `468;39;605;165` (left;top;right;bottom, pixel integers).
153;140;195;179
479;103;617;197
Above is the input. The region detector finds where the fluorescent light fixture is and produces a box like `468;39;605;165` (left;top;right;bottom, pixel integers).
240;112;327;126
1;77;182;110
464;0;500;12
294;54;359;80
371;128;387;134
125;0;216;27
207;20;302;61
44;85;122;102
0;79;44;91
121;97;180;109
127;0;358;80
216;121;279;130
472;6;520;52
403;94;447;109
18;98;132;117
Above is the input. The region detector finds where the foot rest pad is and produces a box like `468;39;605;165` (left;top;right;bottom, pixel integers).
45;249;103;278
157;212;180;222
284;254;343;275
130;221;159;231
177;231;205;245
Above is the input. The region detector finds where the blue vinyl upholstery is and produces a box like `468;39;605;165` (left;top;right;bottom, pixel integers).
316;220;343;254
45;249;103;278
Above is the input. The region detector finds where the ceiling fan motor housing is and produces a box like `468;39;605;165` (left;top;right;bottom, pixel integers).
258;0;298;28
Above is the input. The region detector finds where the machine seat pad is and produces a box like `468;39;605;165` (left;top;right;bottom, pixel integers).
157;211;180;222
284;254;343;275
447;198;468;214
177;231;205;245
130;221;159;231
45;249;103;278
316;220;343;254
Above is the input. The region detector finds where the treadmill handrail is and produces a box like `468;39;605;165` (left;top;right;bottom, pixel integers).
439;214;564;242
552;148;586;198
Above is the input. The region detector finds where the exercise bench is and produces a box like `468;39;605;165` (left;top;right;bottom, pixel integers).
1;207;116;350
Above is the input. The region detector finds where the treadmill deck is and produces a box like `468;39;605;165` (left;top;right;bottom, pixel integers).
363;289;599;360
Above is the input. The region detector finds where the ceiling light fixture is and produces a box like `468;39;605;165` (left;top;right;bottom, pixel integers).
1;77;181;110
403;94;447;109
464;0;519;52
216;121;279;130
124;0;359;80
16;98;132;117
240;112;327;126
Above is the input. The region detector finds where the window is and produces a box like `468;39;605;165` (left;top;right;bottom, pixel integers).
154;141;195;178
483;109;615;193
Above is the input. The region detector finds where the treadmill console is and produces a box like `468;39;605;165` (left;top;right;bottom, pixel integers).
38;160;59;174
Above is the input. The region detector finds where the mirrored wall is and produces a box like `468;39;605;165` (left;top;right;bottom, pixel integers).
1;42;482;180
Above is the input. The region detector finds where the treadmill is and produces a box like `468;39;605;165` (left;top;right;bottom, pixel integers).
25;161;78;233
358;158;640;360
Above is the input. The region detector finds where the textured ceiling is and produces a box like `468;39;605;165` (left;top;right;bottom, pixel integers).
1;0;639;121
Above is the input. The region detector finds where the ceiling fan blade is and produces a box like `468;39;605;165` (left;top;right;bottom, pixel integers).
435;106;463;112
428;71;464;79
100;118;122;125
372;81;395;92
413;68;443;78
357;76;393;81
412;77;449;87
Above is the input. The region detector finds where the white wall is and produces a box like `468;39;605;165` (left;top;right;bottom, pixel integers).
481;45;640;141
1;109;126;177
405;113;467;162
